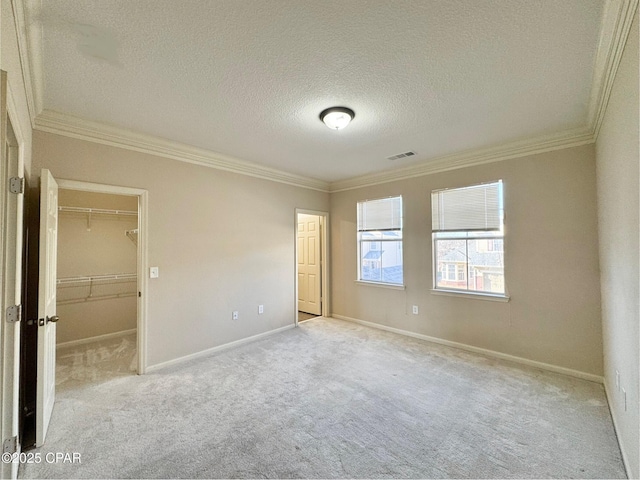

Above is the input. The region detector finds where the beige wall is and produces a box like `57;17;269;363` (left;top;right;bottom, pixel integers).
331;144;603;376
595;12;639;478
56;190;138;344
32;130;329;367
56;299;137;345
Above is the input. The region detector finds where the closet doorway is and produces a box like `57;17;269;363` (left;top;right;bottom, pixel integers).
295;210;328;324
55;179;147;377
56;189;139;381
20;177;148;450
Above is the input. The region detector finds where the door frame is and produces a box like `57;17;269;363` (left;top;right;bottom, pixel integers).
0;74;26;480
56;179;149;374
294;209;329;326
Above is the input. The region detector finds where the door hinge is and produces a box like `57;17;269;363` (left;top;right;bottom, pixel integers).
9;176;24;194
5;304;21;323
3;436;18;454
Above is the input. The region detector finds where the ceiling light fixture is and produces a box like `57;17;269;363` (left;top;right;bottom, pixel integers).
320;107;355;130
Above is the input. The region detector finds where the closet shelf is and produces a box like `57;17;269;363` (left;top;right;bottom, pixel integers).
58;206;137;216
57;273;137;305
58;206;137;231
57;273;137;284
126;229;138;246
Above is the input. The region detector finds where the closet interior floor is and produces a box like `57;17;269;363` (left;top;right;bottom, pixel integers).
56;333;138;393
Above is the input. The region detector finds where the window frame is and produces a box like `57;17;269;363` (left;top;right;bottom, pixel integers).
356;195;404;287
431;181;509;301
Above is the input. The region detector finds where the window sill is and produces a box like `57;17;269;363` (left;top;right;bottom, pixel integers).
355;280;406;291
430;289;510;302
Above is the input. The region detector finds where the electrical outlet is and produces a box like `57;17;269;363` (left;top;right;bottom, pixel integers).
258;305;264;314
622;388;627;411
412;305;419;315
616;370;620;390
232;311;239;320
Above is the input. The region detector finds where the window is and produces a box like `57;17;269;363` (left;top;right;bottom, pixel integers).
447;264;456;280
457;265;465;281
432;181;505;296
357;196;403;285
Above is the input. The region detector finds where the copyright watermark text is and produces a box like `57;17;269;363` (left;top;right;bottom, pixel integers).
2;452;81;464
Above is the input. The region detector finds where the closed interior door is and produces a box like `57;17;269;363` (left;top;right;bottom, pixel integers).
297;214;321;315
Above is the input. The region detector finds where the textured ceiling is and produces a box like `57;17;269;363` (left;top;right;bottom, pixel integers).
32;0;604;183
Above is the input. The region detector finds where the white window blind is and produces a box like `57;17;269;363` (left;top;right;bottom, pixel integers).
431;181;502;232
358;196;402;232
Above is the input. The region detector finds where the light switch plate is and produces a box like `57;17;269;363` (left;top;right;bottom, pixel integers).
149;267;159;278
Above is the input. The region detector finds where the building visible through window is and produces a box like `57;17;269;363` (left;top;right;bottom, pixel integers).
357;196;403;285
431;181;505;296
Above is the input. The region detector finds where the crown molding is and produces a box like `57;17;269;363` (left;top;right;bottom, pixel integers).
328;127;595;192
34;110;330;192
17;0;637;193
329;0;638;193
11;0;44;127
588;0;638;139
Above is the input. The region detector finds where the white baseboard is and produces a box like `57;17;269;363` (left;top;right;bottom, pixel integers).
56;328;137;350
331;314;604;384
146;324;296;373
604;382;632;478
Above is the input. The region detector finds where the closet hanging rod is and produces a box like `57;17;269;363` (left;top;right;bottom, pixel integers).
57;273;137;285
58;206;137;216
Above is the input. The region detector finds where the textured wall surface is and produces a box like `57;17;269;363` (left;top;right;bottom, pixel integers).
331;144;603;376
34;0;603;181
595;12;639;478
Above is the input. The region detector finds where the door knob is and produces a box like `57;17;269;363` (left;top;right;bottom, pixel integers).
47;315;59;323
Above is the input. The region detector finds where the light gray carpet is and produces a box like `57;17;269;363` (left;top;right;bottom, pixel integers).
20;318;625;479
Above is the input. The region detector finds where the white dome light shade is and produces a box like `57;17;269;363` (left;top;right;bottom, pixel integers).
320;107;355;130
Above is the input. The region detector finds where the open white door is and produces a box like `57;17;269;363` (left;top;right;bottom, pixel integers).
36;169;58;447
297;214;321;315
0;71;25;479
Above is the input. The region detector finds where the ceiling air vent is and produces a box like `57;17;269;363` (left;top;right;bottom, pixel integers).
387;151;416;161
